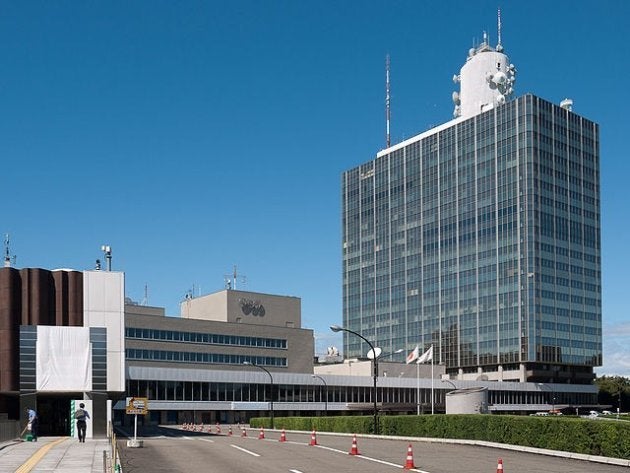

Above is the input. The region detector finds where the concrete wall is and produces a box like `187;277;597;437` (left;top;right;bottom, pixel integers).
315;360;445;379
83;270;125;392
445;387;489;414
180;290;301;329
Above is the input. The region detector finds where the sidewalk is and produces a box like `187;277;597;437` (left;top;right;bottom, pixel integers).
0;436;111;472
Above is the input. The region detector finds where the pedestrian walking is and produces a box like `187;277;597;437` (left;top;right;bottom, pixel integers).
74;403;90;442
25;407;38;441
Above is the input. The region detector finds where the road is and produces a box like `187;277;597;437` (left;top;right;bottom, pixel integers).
116;426;628;473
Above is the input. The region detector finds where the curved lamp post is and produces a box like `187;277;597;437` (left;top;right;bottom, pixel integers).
441;379;457;390
330;324;379;434
244;361;274;429
537;383;556;413
311;374;328;415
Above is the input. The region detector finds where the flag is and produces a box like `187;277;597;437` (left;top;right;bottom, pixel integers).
406;346;419;364
417;345;433;364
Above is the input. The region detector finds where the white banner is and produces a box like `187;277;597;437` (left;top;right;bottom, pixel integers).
36;326;92;391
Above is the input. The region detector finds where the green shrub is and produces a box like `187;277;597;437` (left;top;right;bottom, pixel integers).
250;414;630;459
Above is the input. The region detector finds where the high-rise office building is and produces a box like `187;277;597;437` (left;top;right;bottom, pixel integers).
341;31;601;383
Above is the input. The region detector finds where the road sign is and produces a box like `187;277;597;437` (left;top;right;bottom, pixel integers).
126;397;148;415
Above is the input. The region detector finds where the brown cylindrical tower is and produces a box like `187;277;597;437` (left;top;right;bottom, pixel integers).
20;268;55;326
53;270;69;326
0;268;22;392
66;270;84;326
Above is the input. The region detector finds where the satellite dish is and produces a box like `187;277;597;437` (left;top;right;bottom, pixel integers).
366;347;382;360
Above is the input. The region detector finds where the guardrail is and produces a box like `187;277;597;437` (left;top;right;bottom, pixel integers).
0;420;20;442
104;421;122;473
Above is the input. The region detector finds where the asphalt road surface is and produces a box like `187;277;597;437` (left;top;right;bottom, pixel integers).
116;426;628;473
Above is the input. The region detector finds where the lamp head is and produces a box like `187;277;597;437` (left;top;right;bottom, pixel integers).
330;325;342;332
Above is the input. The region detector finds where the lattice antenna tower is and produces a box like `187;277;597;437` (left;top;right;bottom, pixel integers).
4;234;15;268
141;284;149;306
224;265;247;290
497;7;503;51
385;54;391;148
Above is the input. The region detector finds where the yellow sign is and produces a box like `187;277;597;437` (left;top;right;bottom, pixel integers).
126;397;148;415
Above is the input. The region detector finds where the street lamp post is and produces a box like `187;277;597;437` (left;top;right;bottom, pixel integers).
243;361;274;429
441;379;457;390
537;383;556;413
311;375;328;415
330;324;379;435
441;379;457;414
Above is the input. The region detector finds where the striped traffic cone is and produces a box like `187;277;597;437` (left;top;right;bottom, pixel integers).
216;423;221;434
497;458;504;472
349;434;360;455
258;427;265;439
228;426;233;436
403;444;416;470
279;429;287;442
309;430;318;446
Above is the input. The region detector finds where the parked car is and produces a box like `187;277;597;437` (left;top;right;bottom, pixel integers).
601;410;613;415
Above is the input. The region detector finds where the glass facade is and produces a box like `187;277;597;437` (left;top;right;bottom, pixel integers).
342;94;601;379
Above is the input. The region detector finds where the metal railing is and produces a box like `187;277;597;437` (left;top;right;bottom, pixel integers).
104;421;122;473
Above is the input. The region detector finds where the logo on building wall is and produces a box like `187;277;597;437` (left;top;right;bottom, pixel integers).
239;298;265;317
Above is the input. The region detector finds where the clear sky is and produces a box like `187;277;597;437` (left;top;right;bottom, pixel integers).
2;1;628;375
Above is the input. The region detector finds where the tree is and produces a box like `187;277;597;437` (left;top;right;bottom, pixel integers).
595;375;630;412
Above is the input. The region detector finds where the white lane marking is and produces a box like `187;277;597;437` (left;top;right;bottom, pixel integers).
316;444;430;473
289;470;304;473
231;444;261;457
198;438;214;443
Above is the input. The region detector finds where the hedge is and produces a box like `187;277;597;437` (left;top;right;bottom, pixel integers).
250;415;630;459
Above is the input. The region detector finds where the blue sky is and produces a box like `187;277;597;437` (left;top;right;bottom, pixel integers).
2;1;628;375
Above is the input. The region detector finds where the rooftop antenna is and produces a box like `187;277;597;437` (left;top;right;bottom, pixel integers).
4;234;13;268
385;54;391;148
225;265;247;290
101;245;112;271
497;7;503;50
141;284;148;306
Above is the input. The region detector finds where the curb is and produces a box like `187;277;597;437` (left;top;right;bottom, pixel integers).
261;428;630;467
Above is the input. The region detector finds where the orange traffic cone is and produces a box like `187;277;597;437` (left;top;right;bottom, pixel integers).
258;427;265;439
497;458;504;472
241;428;247;437
403;444;416;470
216;423;221;434
228;426;233;436
207;425;212;433
349;434;360;455
279;429;287;442
309;430;318;446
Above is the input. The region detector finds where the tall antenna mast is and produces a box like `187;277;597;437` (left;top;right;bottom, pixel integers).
141;284;148;306
224;265;247;290
4;234;11;268
385;54;391;148
497;7;502;48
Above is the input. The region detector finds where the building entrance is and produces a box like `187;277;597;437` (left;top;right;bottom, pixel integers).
36;395;76;436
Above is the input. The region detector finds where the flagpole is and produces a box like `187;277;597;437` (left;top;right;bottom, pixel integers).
416;361;420;415
431;345;434;415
